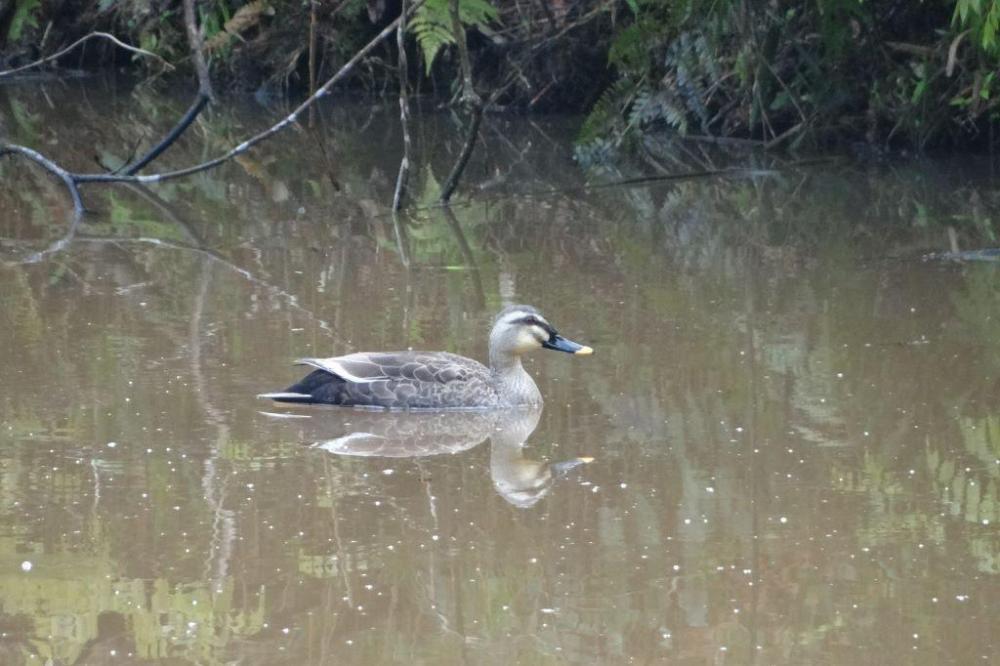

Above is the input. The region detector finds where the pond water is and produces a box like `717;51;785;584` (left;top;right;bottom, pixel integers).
1;80;998;665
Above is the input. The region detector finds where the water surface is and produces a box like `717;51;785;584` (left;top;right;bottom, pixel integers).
1;80;998;665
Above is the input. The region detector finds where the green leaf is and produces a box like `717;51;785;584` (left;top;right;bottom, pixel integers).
8;0;42;42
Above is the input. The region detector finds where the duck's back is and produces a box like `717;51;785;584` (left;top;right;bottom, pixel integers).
282;351;502;410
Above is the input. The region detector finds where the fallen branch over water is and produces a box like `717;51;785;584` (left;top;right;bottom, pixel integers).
1;2;423;215
123;0;214;175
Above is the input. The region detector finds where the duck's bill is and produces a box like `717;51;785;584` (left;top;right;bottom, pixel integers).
542;335;593;355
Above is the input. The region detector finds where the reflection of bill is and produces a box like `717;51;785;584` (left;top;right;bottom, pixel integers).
264;408;592;508
487;408;593;509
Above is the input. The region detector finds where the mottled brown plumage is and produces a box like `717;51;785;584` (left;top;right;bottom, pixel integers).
259;305;592;410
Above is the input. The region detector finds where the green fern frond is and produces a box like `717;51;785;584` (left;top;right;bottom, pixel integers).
409;0;498;75
578;77;641;144
629;88;688;134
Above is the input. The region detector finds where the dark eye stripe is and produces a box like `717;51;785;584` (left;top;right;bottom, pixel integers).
515;315;556;337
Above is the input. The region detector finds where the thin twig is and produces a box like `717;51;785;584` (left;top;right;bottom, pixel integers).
527;0;613;53
392;0;413;211
309;0;319;127
0;0;422;209
450;0;479;105
0;31;174;79
183;0;215;100
76;3;421;186
764;121;804;150
439;0;485;203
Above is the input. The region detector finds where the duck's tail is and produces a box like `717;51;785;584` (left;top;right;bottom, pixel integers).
258;369;347;405
256;391;316;404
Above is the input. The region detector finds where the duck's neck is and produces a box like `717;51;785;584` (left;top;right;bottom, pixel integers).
489;350;542;406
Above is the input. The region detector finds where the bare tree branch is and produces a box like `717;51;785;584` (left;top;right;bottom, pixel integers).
0;31;174;79
0;144;84;213
65;4;420;186
183;0;215;100
0;0;424;215
449;0;479;105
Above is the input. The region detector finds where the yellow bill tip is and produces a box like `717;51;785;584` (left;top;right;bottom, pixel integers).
575;345;594;355
577;456;595;464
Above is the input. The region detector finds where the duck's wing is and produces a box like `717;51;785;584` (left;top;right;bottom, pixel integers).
295;351;485;385
261;352;496;408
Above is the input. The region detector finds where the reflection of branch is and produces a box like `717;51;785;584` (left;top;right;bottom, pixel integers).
0;31;174;79
12;207;84;265
14;3;423;185
0;158;86;265
1;1;424;219
109;181;204;245
441;206;485;309
0;144;84;212
191;259;237;592
390;212;412;268
392;0;412;211
323;456;354;607
75;236;336;336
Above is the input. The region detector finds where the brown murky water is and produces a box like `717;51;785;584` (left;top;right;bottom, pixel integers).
1;80;999;665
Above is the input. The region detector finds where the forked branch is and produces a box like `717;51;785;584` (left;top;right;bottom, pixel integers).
0;1;424;214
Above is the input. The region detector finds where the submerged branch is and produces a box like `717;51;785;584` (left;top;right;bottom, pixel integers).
440;102;485;203
124;93;211;174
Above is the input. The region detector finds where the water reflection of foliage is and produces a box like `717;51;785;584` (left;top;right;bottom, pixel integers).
3;84;1000;663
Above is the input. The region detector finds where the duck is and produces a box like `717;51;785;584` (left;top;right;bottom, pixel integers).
258;305;592;410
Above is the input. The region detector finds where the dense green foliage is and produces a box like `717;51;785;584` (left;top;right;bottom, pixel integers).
3;0;1000;150
579;0;1000;157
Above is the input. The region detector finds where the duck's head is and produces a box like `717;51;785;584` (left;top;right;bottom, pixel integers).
489;305;593;358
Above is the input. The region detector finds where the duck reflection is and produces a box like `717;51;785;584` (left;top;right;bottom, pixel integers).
270;408;592;507
487;408;592;508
